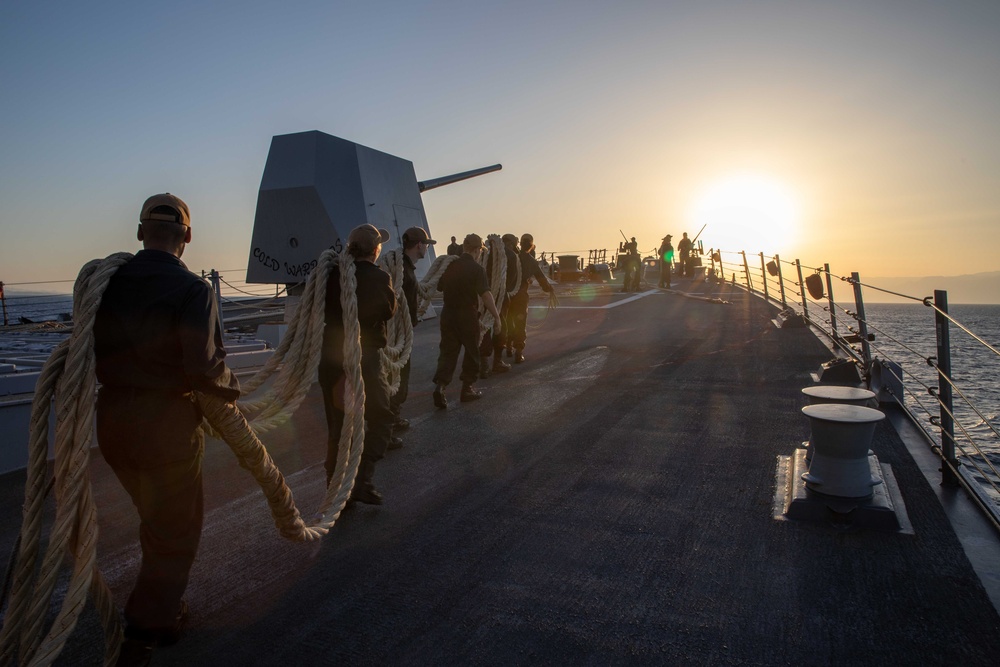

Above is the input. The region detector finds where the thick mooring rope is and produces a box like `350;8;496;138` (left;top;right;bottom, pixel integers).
0;248;378;666
481;235;507;331
414;253;457;320
508;248;522;301
375;249;414;395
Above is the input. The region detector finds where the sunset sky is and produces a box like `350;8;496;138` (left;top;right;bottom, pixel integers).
2;1;999;290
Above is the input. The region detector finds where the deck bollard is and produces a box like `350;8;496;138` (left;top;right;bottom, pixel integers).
801;386;876;464
801;404;884;498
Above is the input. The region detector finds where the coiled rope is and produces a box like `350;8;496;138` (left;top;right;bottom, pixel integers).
375;249;414;395
480;235;507;332
0;248;381;666
414;254;457;320
508;248;522;301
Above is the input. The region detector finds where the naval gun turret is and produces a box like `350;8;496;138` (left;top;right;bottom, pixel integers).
246;130;501;284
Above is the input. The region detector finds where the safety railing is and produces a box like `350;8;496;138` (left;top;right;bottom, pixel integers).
0;269;292;329
709;249;1000;530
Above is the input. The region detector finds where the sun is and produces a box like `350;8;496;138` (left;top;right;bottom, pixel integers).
687;173;799;253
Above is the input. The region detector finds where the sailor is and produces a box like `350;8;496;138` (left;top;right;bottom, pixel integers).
509;233;554;363
626;237;642;292
432;233;502;407
320;224;397;505
620;236;639;293
658;234;674;288
447;235;462;256
478;234;518;376
389;226;436;445
677;232;692;278
94;193;241;664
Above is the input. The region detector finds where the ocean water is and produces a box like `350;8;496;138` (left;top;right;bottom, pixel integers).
1;290;74;324
861;303;1000;501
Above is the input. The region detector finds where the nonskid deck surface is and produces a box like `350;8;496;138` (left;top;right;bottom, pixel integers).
4;276;1000;665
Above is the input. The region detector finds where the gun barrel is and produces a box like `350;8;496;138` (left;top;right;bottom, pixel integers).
418;164;502;192
691;223;708;244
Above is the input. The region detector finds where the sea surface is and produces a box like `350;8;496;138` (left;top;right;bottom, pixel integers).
1;290;75;324
4;292;999;499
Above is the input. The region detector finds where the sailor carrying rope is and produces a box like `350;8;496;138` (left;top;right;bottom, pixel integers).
0;230;554;666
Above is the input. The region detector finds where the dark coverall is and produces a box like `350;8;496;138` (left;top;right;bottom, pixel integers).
95;249;240;633
319;260;396;489
390;253;419;422
678;237;692;277
658;240;674;288
434;253;489;386
509;250;553;354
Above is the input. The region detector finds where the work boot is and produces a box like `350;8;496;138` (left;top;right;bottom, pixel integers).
351;461;383;505
388;435;404;450
433;384;447;409
514;351;525;364
392;417;410;431
492;358;511;374
460;384;483;402
350;484;384;505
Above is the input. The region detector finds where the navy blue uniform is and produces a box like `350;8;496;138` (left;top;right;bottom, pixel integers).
510;251;552;353
319;260;396;486
95;249;239;632
434;253;489;386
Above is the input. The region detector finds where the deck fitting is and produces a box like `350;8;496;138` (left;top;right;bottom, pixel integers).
774;448;912;533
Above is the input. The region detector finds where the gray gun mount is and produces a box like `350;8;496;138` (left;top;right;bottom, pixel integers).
246;130;501;284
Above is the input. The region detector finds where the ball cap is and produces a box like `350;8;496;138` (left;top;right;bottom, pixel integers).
347;223;390;253
402;226;436;244
140;193;190;226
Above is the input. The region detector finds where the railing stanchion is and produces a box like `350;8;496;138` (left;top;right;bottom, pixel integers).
0;281;7;326
824;263;837;340
741;251;753;293
759;253;769;303
775;254;787;308
850;272;871;369
796;260;808;320
933;290;958;486
210;269;226;330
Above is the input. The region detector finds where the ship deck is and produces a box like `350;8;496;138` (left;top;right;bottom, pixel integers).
3;275;1000;665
